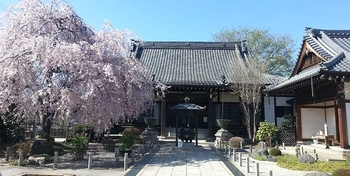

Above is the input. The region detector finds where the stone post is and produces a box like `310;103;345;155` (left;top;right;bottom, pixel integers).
255;162;259;176
5;146;10;161
301;147;304;154
269;170;273;176
228;146;232;158
131;150;135;164
88;152;92;169
233;150;236;162
246;157;250;173
124;153;128;171
53;151;58;169
137;146;141;160
115;147;119;167
239;153;242;166
18;150;24;166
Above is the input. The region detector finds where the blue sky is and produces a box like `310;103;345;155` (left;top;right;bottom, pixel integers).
1;0;350;49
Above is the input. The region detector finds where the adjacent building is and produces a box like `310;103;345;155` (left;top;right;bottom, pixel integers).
268;28;350;148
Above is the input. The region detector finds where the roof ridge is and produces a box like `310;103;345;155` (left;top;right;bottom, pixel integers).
307;28;350;37
320;52;345;69
141;41;243;50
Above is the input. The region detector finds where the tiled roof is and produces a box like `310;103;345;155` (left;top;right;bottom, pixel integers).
136;41;281;87
269;28;350;92
304;28;350;72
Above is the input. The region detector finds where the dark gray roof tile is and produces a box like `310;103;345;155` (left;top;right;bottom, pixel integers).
137;41;280;87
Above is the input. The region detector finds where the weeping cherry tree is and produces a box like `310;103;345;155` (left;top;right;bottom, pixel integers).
0;0;155;137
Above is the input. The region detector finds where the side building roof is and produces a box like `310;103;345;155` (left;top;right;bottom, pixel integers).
269;28;350;94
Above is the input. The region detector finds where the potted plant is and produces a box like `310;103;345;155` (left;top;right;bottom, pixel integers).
119;134;137;156
119;127;141;156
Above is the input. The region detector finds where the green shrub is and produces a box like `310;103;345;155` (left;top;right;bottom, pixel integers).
256;121;278;147
119;134;137;150
67;136;88;160
269;148;282;156
228;137;245;148
279;114;296;131
277;154;350;173
332;168;350;176
298;153;316;164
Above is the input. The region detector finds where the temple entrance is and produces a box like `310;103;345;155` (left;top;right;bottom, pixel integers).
170;100;206;146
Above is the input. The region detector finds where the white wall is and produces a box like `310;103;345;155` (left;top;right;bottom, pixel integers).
326;108;336;139
264;96;275;123
346;103;350;145
301;108;325;138
345;82;350;100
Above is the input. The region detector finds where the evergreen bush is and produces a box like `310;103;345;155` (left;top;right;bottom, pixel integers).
332;168;350;176
256;121;278;147
67;136;88;160
269;148;282;156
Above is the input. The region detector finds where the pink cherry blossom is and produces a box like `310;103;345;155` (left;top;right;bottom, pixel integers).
0;0;154;133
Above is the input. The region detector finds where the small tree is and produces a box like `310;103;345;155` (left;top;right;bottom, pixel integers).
229;52;269;142
279;114;296;131
256;121;278;146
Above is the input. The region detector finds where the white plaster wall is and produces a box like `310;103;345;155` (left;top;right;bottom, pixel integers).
346;103;350;145
264;96;275;123
326;108;336;139
301;108;324;138
345;82;350;100
275;97;293;106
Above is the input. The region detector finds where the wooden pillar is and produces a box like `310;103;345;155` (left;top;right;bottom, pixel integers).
296;106;302;141
337;82;349;148
160;99;167;137
334;101;340;142
208;93;214;138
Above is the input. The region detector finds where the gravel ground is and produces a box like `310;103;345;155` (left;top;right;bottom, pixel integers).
0;151;131;176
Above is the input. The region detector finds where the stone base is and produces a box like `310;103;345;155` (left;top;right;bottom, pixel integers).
215;129;232;148
142;128;158;144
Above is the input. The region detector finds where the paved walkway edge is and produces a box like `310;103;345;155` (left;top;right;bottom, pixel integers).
209;144;244;176
124;144;162;176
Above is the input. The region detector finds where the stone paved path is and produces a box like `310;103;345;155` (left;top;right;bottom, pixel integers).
125;142;234;176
